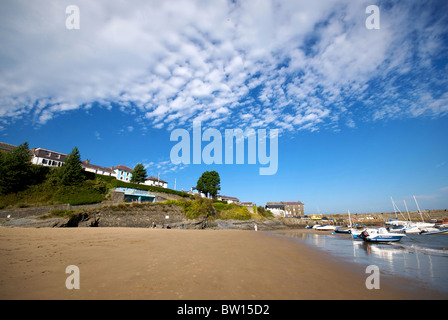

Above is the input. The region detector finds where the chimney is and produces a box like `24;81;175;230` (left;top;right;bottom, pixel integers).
85;159;90;164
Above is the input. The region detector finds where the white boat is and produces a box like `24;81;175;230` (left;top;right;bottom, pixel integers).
315;225;338;231
350;228;366;240
404;222;435;234
420;228;448;235
387;224;408;233
359;228;406;242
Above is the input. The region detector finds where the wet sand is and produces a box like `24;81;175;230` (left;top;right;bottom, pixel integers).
0;227;440;299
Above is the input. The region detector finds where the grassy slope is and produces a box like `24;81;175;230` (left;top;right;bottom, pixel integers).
0;174;273;221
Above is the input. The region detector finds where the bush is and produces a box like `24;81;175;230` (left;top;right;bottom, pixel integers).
163;197;214;219
53;184;105;206
213;202;252;220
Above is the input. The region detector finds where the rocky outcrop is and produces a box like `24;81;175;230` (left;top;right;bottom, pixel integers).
1;203;289;230
209;218;286;230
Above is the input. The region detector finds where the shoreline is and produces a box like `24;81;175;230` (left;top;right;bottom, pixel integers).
0;226;444;299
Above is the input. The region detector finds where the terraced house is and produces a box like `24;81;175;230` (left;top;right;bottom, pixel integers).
111;165;133;182
265;201;305;217
1;142;172;188
31;148;67;167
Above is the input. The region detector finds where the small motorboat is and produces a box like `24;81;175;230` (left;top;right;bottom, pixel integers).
359;228;406;242
420;228;448;235
350;228;366;240
387;224;407;233
334;228;351;234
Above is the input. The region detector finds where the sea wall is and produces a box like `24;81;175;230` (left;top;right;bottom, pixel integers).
282;209;448;227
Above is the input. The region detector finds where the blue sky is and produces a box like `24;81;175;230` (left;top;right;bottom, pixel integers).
1;0;447;214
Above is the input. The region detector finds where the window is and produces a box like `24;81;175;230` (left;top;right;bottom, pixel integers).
46;151;51;157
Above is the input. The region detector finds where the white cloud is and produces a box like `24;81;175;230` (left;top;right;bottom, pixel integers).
0;0;446;132
143;159;188;176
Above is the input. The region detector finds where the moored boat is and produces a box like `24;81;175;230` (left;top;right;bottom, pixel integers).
334;228;351;234
420;228;448;235
315;225;338;231
350;228;366;240
359;228;406;242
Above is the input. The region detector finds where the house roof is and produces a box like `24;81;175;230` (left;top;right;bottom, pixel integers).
266;201;304;207
82;161;115;174
32;148;67;162
220;195;240;201
266;202;283;206
146;176;167;184
112;165;133;172
0;142;17;152
282;201;304;206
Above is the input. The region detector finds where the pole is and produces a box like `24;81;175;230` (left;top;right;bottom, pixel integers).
413;195;424;222
348;210;352;228
403;200;411;221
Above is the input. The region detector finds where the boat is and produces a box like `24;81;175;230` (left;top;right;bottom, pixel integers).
358;228;406;242
420;228;448;235
315;225;338;231
334;228;351;234
350;228;366;240
403;222;435;234
387;224;407;233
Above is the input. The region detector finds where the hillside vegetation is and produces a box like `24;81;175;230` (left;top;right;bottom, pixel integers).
0;143;273;221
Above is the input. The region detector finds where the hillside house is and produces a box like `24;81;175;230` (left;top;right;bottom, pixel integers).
144;176;168;188
187;187;206;198
240;202;255;207
0;142;17;153
82;159;116;177
265;201;304;217
217;195;240;204
31;148;67;167
112;165;133;182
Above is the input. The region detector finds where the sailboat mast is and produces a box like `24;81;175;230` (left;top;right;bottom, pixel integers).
413;195;424;223
391;197;398;218
348;210;352;228
403;200;411;222
391;196;406;220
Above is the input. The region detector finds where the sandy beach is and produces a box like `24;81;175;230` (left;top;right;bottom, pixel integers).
0;227;440;300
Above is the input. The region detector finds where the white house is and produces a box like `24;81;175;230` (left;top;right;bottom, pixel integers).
144;176;168;188
112;165;133;182
265;201;304;217
217;195;240;204
81;159;116;177
31;148;67;167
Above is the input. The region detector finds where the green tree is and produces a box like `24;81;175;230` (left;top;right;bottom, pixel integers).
0;142;32;194
60;147;84;186
130;163;147;183
196;170;220;198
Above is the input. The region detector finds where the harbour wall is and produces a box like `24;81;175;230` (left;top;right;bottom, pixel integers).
283;209;448;227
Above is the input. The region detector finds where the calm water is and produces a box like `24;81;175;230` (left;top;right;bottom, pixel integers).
273;230;448;297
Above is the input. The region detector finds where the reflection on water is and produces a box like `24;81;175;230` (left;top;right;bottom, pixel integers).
273;230;448;296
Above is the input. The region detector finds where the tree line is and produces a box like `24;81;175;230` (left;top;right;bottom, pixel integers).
0;142;86;195
1;142;223;200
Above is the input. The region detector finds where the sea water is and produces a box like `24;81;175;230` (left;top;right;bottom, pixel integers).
273;230;448;296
